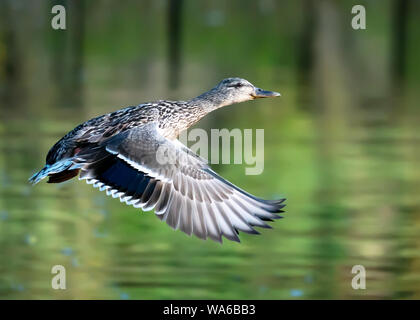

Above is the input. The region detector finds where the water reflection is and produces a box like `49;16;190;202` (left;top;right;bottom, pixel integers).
1;0;420;300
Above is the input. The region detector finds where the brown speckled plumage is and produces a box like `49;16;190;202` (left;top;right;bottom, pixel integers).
46;100;213;164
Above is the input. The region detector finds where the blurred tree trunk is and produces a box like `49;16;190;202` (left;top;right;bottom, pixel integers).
297;0;315;87
167;0;183;90
295;0;317;112
389;0;409;128
50;0;85;108
391;0;409;90
50;0;66;103
0;0;23;107
68;0;85;107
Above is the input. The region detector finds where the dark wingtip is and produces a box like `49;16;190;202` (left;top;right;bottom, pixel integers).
271;215;284;220
245;228;261;235
263;198;286;205
259;223;272;229
266;198;286;213
224;233;241;243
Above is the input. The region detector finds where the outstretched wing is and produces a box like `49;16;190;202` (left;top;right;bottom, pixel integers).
76;123;285;243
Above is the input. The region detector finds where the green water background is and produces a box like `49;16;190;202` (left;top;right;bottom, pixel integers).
1;0;420;299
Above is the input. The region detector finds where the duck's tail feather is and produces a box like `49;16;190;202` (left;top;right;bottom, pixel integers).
47;169;80;183
28;159;81;185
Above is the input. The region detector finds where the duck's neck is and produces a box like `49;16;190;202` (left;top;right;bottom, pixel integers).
162;90;232;139
188;88;231;113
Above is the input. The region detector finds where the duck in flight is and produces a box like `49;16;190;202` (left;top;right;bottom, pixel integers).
29;78;286;243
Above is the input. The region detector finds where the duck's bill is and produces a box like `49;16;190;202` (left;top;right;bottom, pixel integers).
252;88;281;98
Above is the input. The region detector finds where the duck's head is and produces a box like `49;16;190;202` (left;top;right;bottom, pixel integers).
190;77;281;110
214;77;281;106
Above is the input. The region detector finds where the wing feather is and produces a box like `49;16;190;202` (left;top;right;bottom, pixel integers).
75;123;285;243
